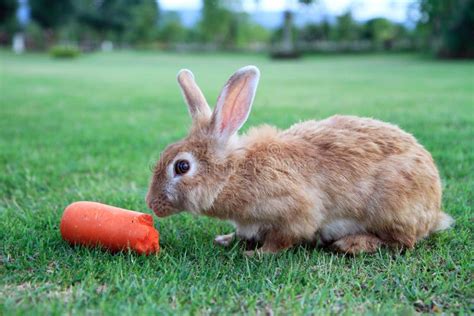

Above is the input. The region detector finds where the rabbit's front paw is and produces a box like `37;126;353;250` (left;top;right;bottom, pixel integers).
214;232;235;247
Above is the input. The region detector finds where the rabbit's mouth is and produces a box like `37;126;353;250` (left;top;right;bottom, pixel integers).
152;206;177;217
146;193;179;218
148;200;179;218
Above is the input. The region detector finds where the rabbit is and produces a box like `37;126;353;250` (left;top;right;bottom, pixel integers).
146;65;454;255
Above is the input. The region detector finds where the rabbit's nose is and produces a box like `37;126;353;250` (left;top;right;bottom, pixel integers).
145;191;153;210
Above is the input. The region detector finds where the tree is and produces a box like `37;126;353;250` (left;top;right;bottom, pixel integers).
199;0;260;50
75;0;159;45
158;12;187;44
76;0;134;42
363;18;398;50
124;1;160;45
29;0;74;30
271;0;318;58
332;11;359;41
0;0;18;45
417;0;474;58
199;0;232;46
299;20;331;42
0;0;17;26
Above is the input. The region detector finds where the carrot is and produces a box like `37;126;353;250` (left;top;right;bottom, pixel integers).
60;201;159;255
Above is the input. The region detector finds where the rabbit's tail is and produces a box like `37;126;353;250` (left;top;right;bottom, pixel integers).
433;211;454;232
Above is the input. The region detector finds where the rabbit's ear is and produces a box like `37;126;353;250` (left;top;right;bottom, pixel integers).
211;65;260;141
177;69;212;121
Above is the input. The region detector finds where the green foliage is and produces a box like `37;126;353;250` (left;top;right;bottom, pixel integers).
75;0;141;42
24;0;159;47
362;18;405;50
299;20;331;41
29;0;75;29
418;0;474;58
364;18;396;42
56;20;83;44
296;16;412;53
24;21;47;50
0;0;17;24
0;0;19;43
0;51;472;314
271;24;299;45
49;44;80;58
159;19;187;44
332;12;360;41
196;1;269;50
5;0;473;57
124;1;160;45
199;0;232;46
239;22;270;44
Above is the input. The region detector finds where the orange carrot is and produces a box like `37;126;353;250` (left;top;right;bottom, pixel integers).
60;201;159;255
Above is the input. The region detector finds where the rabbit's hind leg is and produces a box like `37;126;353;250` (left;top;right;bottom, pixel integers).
244;229;297;256
331;233;383;255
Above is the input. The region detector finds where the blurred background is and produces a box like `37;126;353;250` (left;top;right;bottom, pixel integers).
1;0;473;59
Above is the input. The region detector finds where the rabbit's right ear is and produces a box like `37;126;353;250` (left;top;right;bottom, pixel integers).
177;69;212;122
210;66;260;144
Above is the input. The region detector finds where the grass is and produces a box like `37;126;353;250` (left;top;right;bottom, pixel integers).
0;50;473;315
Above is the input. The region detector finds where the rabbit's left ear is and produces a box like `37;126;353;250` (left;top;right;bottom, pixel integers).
177;69;212;122
211;65;260;142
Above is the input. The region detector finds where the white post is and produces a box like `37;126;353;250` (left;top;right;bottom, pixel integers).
13;33;25;54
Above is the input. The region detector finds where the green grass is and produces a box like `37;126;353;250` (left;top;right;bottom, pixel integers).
1;51;473;315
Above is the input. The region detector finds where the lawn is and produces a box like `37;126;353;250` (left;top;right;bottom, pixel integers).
0;51;473;315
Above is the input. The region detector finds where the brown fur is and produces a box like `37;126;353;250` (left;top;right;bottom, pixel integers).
146;66;453;255
331;234;383;254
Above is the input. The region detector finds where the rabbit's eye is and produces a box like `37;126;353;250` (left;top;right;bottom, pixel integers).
174;159;190;175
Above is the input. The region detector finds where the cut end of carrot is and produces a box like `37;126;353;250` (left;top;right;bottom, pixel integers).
60;201;160;255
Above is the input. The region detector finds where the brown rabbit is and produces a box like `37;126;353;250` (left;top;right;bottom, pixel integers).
146;66;453;255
